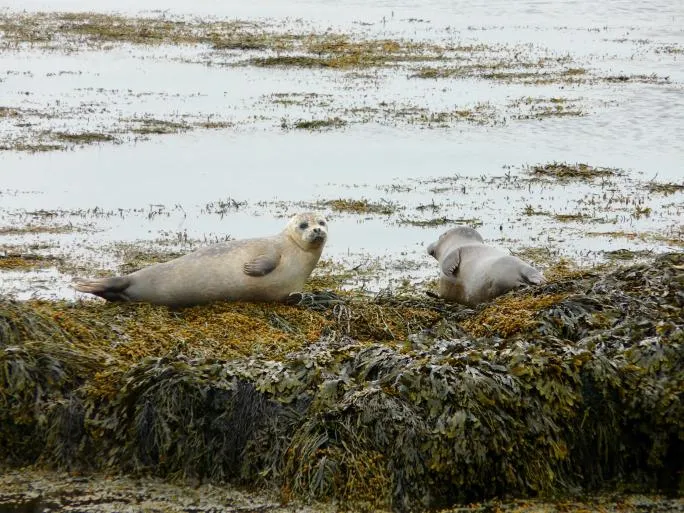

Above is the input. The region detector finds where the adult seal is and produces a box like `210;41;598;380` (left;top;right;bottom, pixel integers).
427;226;545;306
72;212;328;306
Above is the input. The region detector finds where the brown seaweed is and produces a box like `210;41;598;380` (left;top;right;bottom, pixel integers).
0;253;682;511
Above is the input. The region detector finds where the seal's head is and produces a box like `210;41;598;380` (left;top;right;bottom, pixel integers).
285;212;328;251
427;226;484;260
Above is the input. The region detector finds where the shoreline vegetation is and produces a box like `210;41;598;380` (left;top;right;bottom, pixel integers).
1;253;682;511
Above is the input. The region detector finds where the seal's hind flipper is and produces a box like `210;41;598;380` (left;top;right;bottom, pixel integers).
72;276;132;302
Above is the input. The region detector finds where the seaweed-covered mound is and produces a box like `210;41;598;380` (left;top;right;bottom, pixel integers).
1;253;682;511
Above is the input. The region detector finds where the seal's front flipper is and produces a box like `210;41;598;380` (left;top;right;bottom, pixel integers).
243;252;281;277
521;266;545;285
440;250;461;276
72;276;131;302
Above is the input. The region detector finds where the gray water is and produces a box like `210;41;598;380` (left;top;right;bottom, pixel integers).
0;0;682;299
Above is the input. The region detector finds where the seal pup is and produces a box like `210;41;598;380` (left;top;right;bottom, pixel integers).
72;212;328;306
427;226;545;306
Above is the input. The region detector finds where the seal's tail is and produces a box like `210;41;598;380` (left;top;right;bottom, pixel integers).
72;276;131;302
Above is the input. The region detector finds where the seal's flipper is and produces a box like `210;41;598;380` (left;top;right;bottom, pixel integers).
521;266;545;285
72;276;132;302
243;253;281;277
440;250;461;276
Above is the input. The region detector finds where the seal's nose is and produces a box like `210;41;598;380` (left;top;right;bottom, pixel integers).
313;227;322;234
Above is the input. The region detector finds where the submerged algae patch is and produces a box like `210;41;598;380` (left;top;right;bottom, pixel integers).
509;96;585;120
0;11;633;90
0;223;86;235
0;12;443;70
527;162;620;181
127;118;191;135
1;107;234;153
50;131;117;145
587;230;684;248
286;117;347;130
397;216;483;228
0;141;65;152
0;12;255;47
646;181;684;195
249;40;443;70
318;198;401;215
1;10;678;154
0;253;62;271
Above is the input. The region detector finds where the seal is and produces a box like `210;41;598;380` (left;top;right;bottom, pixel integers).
72;212;328;306
427;226;545;306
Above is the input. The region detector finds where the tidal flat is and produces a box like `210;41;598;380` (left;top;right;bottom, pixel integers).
0;0;683;510
1;0;682;299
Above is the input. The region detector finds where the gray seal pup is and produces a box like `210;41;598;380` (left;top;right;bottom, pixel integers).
427;226;545;306
72;212;328;306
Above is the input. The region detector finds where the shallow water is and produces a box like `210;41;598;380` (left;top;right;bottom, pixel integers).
0;0;682;299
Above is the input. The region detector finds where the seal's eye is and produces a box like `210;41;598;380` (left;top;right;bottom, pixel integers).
299;222;309;230
318;220;326;226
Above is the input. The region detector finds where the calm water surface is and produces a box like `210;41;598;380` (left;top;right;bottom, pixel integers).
0;0;682;298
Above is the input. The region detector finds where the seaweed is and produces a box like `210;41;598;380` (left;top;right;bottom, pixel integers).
318;198;400;215
287;118;347;130
0;253;682;510
528;162;620;181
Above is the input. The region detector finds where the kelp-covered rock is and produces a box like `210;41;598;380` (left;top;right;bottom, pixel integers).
0;253;682;511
